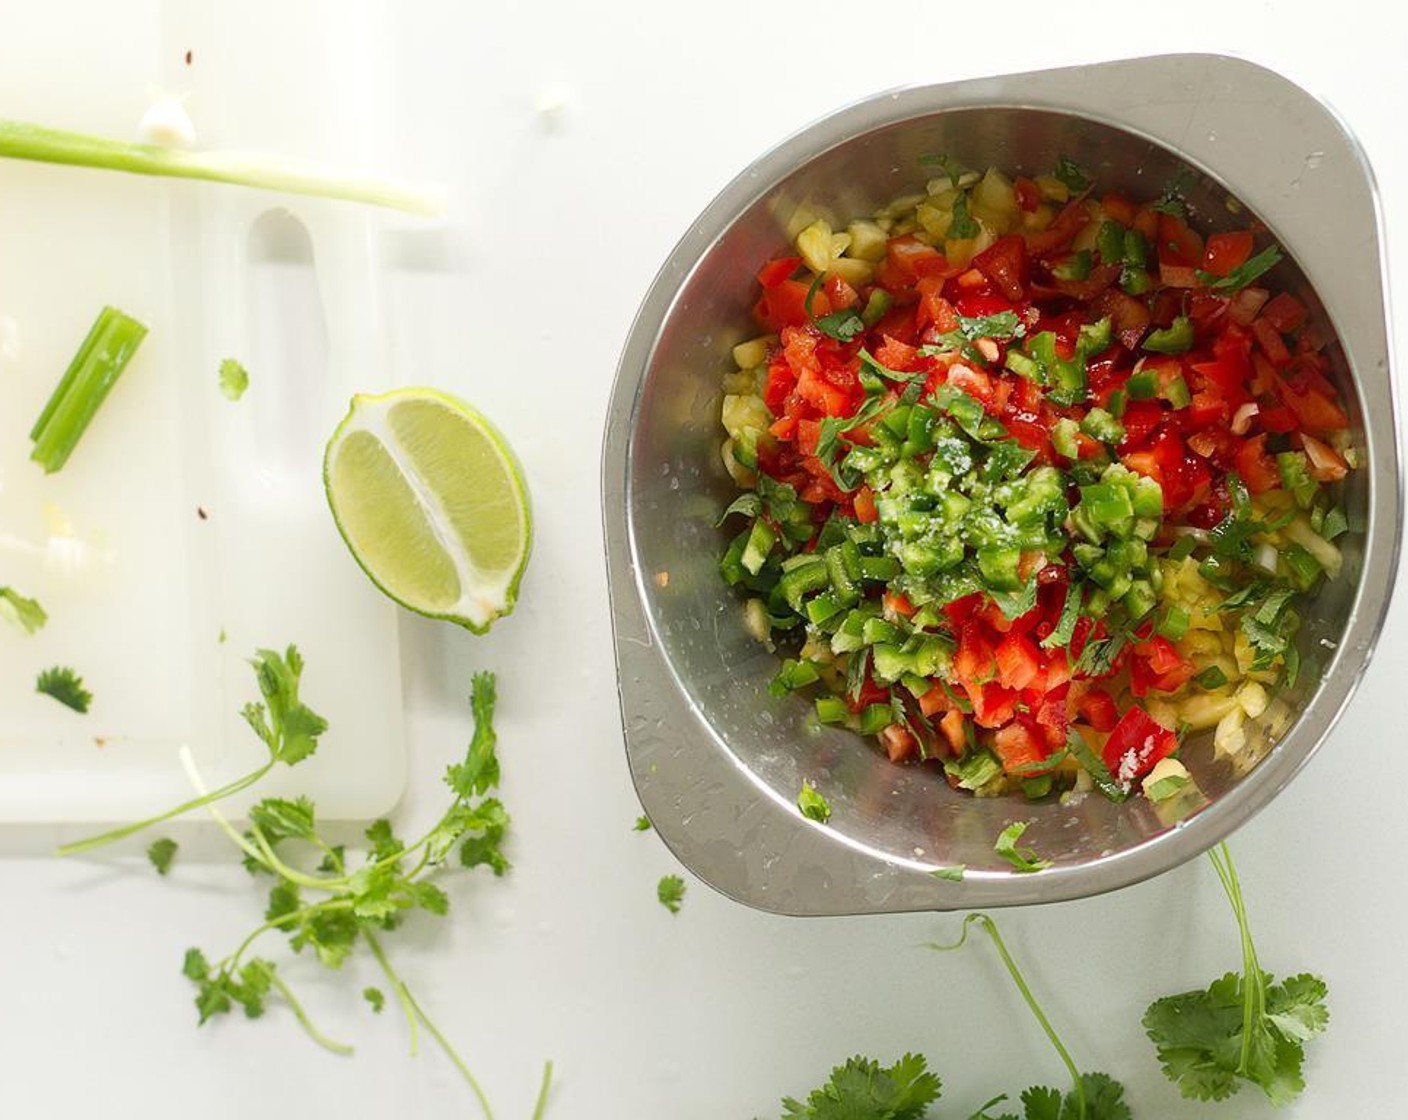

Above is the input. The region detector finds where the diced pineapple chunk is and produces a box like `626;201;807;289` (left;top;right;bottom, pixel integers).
915;200;953;240
973;168;1018;221
829;256;875;288
1236;680;1270;719
1034;175;1069;203
721;393;771;440
796;219;836;274
731;335;774;371
1178;689;1240;731
1213;706;1247;758
846;220;889;262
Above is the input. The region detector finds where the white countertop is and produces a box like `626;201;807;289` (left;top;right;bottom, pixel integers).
2;1;1405;1117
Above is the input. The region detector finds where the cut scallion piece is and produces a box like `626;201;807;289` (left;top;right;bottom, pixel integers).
30;307;148;473
0;119;446;215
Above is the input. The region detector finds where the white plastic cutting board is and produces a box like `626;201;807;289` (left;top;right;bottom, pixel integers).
0;3;412;821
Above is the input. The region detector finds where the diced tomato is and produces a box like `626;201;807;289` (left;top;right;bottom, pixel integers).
1014;176;1041;212
853;485;878;524
1102;706;1178;784
967;681;1019;728
972;234;1029;301
757;256;802;289
1201;231;1254;278
1227;287;1270;327
848;676;891;713
883;591;917;620
918;683;949;718
1259;291;1307;333
1033;696;1068;750
1092;288;1152;350
954;620;997;685
994;631;1042;691
755;278;820;331
1251;317;1292;367
915;278;961;333
1233;433;1280;493
1119;399;1164;450
1159;212;1205;264
1076;689;1119;732
823;274;859;310
1101;192;1136;226
1299;432;1349;482
763;356;796;414
1279;381;1350;433
1130;636;1195;696
1259;405;1298;434
992;721;1048;773
880;724;917;763
939;708;966;754
885;235;949;283
1025;200;1093;256
946;364;996;409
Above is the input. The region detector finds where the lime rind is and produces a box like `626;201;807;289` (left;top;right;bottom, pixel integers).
323;388;532;633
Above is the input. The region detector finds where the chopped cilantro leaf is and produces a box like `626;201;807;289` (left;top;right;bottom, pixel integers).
798;780;832;823
147;837;178;876
36;666;91;713
947;192;980;239
363;986;386;1013
1053;156;1091;194
994;821;1051;872
657;874;686;915
632;815;652;832
0;586;47;634
1196;244;1283;291
218;358;250;401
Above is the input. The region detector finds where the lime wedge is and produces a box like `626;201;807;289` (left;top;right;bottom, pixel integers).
323;388;531;632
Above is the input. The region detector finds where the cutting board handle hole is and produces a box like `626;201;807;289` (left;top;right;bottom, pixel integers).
244;210;329;476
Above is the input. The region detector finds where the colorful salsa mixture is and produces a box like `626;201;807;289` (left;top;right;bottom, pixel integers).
717;158;1355;804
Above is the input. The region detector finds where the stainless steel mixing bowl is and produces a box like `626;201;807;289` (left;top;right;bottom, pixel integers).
601;54;1400;914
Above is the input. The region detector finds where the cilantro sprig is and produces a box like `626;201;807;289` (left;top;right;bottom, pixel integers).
777;1053;941;1119
178;669;552;1117
1143;843;1329;1106
58;646;326;857
930;914;1129;1120
1196;244;1283;292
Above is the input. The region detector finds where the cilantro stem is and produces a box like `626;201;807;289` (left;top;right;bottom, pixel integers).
1208;843;1264;1077
531;1060;554;1120
930;914;1087;1120
366;930;421;1057
56;760;275;857
222;900;354;973
266;970;355;1056
366;931;495;1120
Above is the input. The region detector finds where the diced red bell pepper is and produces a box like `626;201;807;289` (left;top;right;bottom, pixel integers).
1014;177;1041;212
994;631;1042;691
1233;433;1280;493
1251;317;1292;367
1025;200;1093;256
852;485;879;524
1102;707;1178;787
992;721;1048;773
1076;688;1119;732
939;709;966;754
880;724;918;763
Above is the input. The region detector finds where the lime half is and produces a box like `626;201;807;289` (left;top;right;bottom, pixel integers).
323;388;531;632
